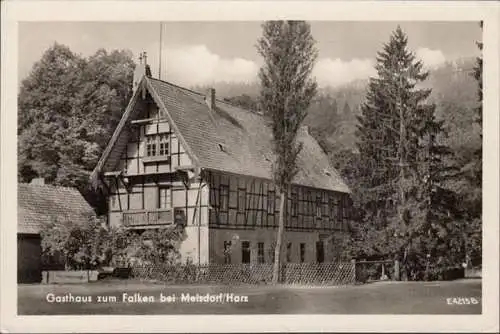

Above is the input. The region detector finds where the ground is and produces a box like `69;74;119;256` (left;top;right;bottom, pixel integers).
18;279;481;315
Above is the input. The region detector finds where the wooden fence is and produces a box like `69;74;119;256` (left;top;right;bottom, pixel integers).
130;262;356;286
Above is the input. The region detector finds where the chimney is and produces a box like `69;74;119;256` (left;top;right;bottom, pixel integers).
133;52;152;92
30;178;45;186
205;88;216;111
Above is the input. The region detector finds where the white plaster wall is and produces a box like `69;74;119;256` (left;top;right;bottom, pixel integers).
178;225;210;264
209;228;328;264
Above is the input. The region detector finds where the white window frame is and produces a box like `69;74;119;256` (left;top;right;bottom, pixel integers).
158;186;172;210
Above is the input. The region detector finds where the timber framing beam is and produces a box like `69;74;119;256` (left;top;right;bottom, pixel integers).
130;117;168;125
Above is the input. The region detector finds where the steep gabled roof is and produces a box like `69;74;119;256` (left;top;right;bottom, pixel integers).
18;183;95;234
91;76;350;194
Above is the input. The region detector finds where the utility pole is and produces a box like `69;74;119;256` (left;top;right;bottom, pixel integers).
159;22;163;80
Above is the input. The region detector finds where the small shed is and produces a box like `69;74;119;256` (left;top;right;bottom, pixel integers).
17;178;95;283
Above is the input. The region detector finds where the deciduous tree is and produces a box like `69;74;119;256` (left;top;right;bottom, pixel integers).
18;44;135;213
257;21;318;283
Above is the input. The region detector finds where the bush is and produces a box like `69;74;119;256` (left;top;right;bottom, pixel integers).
41;216;186;271
41;215;108;270
127;227;185;266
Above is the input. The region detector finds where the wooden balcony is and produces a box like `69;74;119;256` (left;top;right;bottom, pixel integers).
123;209;175;228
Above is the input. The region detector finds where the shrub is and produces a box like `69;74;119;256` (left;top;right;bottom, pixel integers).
41;215;186;271
41;215;107;270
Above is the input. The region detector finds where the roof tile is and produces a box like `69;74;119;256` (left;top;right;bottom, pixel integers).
147;78;349;193
18;183;95;234
93;77;349;194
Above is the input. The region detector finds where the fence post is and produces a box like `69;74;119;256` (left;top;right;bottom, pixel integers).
394;259;400;281
351;259;357;283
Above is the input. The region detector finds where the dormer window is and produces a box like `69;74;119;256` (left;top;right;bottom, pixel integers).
218;143;226;152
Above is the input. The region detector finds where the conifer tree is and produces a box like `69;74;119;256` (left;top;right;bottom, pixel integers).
342;102;351;116
355;27;459;280
356;26;426;234
401;103;461;280
463;21;483;266
257;21;318;283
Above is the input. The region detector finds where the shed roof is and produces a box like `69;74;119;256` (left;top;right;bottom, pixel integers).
92;76;350;193
18;183;95;234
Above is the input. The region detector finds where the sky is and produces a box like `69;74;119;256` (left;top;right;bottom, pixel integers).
18;21;482;88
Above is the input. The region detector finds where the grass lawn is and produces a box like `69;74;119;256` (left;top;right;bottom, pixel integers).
18;279;481;315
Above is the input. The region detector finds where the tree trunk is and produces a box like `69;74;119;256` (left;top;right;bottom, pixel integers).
397;72;408;281
272;190;287;284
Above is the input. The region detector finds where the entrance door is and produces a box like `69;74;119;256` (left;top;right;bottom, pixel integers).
241;241;251;263
316;241;325;263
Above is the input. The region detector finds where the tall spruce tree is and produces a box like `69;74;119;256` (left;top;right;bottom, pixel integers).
342;102;351;116
355;26;421;235
257;21;318;283
355;27;459;279
402;101;462;280
463;21;483;266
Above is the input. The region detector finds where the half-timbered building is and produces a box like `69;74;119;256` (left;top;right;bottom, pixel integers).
91;57;351;265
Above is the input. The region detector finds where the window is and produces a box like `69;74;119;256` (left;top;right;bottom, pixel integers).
343;196;349;220
300;243;306;263
316;194;322;218
316;241;324;263
223;241;232;264
146;134;169;157
158;187;171;210
158;134;169;155
238;188;246;212
286;242;292;262
291;192;298;217
257;242;265;264
220;185;229;212
329;195;337;219
267;191;275;214
146;136;157;157
241;241;251;263
306;191;313;215
269;246;275;263
338;196;344;223
322;193;329;217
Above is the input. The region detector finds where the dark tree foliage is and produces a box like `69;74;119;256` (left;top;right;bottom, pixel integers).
353;27;462;280
223;94;259;111
342;102;351;116
461;21;483;266
355;26;431;227
18;43;135;213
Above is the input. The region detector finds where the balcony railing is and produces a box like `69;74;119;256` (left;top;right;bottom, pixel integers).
123;209;174;228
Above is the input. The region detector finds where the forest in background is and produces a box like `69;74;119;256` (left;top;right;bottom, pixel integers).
194;56;479;162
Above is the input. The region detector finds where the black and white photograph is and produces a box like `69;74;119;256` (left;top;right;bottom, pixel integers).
1;1;499;333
